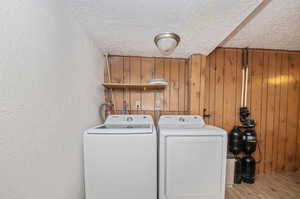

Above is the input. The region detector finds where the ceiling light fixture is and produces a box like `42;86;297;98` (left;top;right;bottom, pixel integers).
154;32;180;55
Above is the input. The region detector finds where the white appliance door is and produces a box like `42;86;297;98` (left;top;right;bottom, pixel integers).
84;133;156;199
162;135;226;199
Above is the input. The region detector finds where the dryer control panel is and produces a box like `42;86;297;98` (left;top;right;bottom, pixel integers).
159;115;205;129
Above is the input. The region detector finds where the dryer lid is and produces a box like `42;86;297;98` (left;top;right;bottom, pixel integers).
159;115;205;129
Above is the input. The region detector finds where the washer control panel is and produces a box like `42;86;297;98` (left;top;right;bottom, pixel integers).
105;115;153;128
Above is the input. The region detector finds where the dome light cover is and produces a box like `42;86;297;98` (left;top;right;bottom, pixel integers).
154;32;180;55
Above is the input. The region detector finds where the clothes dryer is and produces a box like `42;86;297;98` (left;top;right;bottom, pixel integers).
158;115;227;199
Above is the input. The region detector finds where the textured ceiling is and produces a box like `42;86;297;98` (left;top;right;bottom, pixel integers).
68;0;263;57
223;0;300;51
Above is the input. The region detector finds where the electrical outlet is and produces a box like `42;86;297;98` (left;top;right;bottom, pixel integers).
135;101;140;109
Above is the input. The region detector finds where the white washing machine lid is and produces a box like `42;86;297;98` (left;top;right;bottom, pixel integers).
85;115;155;134
159;115;205;129
85;125;154;134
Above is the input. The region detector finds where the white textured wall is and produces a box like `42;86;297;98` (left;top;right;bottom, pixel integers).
0;1;104;199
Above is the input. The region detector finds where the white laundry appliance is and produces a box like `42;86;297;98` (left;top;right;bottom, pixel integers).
158;115;227;199
83;115;157;199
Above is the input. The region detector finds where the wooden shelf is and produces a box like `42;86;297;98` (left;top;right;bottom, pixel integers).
102;83;167;89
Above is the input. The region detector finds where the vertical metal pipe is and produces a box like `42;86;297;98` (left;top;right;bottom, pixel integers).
241;68;245;107
241;48;249;107
244;67;249;107
104;53;116;112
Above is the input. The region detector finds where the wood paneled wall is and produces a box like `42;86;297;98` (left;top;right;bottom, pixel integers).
105;49;300;175
105;55;189;121
189;48;300;174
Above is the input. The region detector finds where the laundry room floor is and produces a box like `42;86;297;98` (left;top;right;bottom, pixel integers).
226;172;300;199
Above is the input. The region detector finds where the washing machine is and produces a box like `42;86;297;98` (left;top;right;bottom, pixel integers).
158;115;227;199
83;115;157;199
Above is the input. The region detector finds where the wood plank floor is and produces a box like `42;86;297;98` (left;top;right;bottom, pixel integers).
226;172;300;199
